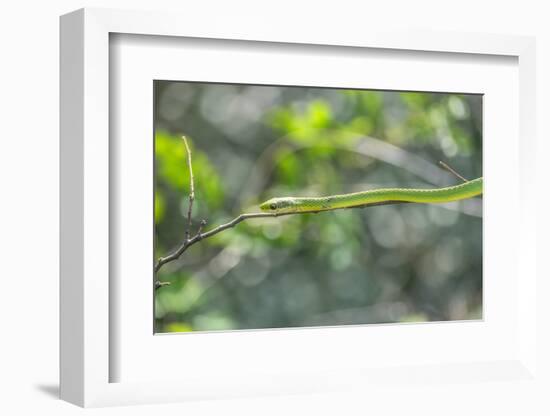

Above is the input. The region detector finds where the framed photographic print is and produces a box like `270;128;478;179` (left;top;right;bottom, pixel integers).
60;8;538;408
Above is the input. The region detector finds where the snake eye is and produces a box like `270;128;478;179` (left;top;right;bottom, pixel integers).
270;203;277;210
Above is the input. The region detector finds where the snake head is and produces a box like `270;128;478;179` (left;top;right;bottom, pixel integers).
259;197;297;214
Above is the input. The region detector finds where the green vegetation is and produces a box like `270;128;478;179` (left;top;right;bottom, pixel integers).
154;82;482;333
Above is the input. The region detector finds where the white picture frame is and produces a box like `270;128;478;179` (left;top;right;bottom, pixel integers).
60;7;538;408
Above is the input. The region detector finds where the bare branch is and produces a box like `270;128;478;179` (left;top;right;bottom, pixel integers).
154;200;412;274
438;160;468;183
182;136;195;241
154;145;472;282
155;213;278;273
155;136;194;289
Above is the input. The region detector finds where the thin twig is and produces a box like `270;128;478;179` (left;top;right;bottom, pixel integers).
155;213;281;273
155;147;472;281
182;136;195;241
438;160;468;183
155;136;194;289
155;281;171;290
197;219;207;238
154;200;409;274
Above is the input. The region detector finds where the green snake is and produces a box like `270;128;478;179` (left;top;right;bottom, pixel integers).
260;177;483;214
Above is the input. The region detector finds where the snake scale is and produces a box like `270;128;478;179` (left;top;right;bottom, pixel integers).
260;177;483;214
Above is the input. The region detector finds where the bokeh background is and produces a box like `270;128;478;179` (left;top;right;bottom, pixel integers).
154;81;482;333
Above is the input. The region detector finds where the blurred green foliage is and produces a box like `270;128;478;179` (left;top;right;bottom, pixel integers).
154;82;482;333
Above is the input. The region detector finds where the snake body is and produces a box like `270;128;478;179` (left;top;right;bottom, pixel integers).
259;177;483;214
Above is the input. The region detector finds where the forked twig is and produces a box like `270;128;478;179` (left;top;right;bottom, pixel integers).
154;200;410;277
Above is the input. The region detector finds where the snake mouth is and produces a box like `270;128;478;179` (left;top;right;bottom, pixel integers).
259;199;277;212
